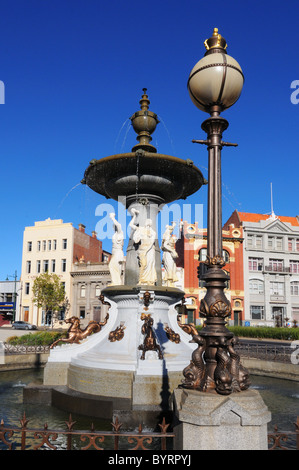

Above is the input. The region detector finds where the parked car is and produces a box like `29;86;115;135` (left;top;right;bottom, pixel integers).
12;321;37;330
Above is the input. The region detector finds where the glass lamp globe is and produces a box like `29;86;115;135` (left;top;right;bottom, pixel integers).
187;28;244;114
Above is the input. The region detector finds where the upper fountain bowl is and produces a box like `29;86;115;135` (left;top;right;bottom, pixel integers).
82;89;206;205
83;150;206;205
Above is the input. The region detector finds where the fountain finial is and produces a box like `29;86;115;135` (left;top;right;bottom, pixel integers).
130;89;159;153
140;88;150;111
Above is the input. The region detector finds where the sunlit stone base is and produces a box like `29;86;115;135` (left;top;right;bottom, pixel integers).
43;286;195;412
173;388;271;450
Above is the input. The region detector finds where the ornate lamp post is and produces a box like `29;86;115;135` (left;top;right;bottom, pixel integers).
181;28;250;395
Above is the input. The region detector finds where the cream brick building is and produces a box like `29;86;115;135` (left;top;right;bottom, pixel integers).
20;218;106;327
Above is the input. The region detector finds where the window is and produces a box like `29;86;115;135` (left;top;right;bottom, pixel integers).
27;241;32;252
250;305;264;320
199;248;229;263
57;308;65;322
290;260;299;274
48;240;52;251
199;248;207;262
268;236;283;250
288;238;299;252
292;307;299;322
42;240;46;251
25;282;30;295
223;270;230;289
79;307;85;319
62;239;67;250
248;257;263;271
291;281;299;296
51;259;56;273
43;260;49;272
248;234;263;249
269;259;284;272
223;250;230;263
249;279;264;294
36;260;41;273
53;239;57;250
26;261;31;274
95;285;101;297
37;241;41;251
276;238;283;250
270;282;284;296
62;259;67;272
80;285;86;297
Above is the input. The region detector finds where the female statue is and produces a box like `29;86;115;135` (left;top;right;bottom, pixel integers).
108;213;124;285
129;208;157;285
161;222;178;287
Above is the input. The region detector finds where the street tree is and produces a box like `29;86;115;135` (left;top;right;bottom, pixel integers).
32;273;68;327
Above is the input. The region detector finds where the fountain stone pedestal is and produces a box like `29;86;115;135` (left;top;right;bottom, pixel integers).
44;286;195;412
173;388;271;450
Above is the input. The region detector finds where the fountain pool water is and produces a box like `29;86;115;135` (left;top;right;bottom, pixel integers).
0;369;111;431
1;369;298;433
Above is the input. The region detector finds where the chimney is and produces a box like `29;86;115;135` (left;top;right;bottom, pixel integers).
92;231;97;239
78;223;86;233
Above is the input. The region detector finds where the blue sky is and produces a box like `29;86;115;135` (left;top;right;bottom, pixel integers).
0;0;298;280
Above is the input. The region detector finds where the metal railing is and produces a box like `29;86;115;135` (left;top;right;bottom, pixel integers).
268;418;299;450
235;341;294;363
0;413;174;451
3;343;50;354
0;412;298;450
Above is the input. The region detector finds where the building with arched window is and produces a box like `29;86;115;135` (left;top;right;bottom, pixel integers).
70;260;114;326
176;220;244;325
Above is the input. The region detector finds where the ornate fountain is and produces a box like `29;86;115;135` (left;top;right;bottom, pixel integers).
43;89;205;419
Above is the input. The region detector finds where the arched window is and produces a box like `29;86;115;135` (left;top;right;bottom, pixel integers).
223;250;230;263
291;281;299;296
249;279;264;294
95;284;101;297
80;284;86;298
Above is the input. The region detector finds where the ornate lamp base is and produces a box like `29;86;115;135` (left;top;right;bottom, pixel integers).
181;265;250;395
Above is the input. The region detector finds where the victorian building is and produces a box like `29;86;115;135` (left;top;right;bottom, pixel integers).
70;260;115;326
176;220;244;325
20;218;110;327
223;210;299;327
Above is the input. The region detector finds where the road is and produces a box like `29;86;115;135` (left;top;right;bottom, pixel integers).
0;327;39;342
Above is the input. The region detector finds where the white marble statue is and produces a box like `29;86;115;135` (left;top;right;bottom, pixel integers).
108;213;124;285
129;208;157;285
161;222;178;287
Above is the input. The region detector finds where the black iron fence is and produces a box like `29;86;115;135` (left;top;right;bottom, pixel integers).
3;340;295;363
235;341;294;363
0;413;298;450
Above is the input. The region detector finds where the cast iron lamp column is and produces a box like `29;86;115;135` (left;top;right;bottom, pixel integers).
181;29;250;395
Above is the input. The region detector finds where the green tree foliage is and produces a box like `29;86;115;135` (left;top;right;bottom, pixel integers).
32;273;67;326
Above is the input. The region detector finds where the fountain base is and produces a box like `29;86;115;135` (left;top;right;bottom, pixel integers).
42;286;196;417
